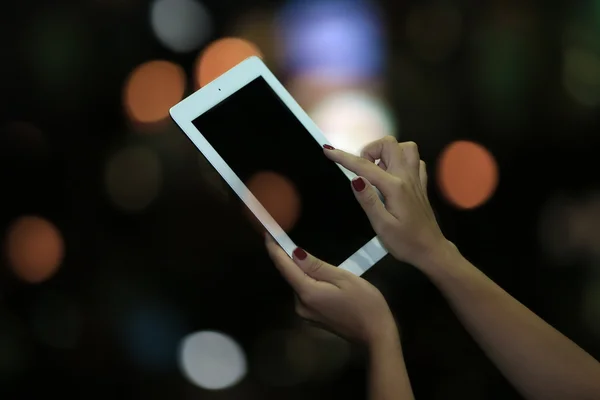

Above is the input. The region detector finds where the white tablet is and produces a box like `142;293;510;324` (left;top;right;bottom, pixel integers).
170;56;387;276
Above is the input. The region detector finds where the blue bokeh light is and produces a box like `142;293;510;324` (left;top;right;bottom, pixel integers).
278;0;385;82
120;304;187;371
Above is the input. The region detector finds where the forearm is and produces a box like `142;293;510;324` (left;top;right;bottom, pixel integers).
420;244;600;400
368;325;414;400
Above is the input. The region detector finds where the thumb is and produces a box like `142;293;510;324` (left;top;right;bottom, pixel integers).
419;160;429;200
350;176;394;229
292;247;344;286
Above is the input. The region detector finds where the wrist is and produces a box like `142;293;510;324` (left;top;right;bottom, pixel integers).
366;316;400;353
368;329;401;362
414;239;464;280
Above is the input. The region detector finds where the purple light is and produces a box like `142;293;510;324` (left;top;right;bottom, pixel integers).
278;0;385;82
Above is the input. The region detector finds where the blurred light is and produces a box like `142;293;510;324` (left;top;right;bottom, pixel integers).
91;0;140;10
301;325;351;381
105;145;163;212
286;74;383;111
566;193;600;261
406;2;463;63
0;122;48;161
252;327;351;386
539;193;600;265
581;279;600;338
538;195;578;265
472;8;538;127
150;0;212;53
5;216;64;284
387;57;457;144
124;60;186;125
309;91;396;155
230;9;279;70
252;329;319;386
121;305;187;371
563;47;600;107
198;155;231;201
30;290;82;349
437;141;498;209
195;37;263;88
245;171;301;232
179;331;247;390
25;9;90;94
0;311;31;379
278;0;384;83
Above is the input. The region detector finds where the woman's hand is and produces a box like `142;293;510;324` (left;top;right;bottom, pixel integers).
266;236;398;346
324;137;450;268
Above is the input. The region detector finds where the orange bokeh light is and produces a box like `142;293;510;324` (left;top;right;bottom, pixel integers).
437;141;499;209
246;171;301;232
5;216;65;283
124;60;186;125
195;37;262;88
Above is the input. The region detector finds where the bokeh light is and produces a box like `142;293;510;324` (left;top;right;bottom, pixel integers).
581;278;600;338
300;325;351;381
286;74;383;112
472;7;539;128
245;171;301;232
105;145;163;212
24;8;91;97
179;331;247;390
253;329;319;386
539;193;600;265
252;327;351;386
0;311;31;380
30;290;82;350
195;37;263;88
150;0;212;53
230;8;279;70
561;6;600;109
405;2;463;63
198;155;232;201
0;122;48;161
309;91;396;155
538;195;577;265
563;46;600;108
5;216;64;284
563;193;600;261
123;60;186;125
121;305;187;371
437;141;499;209
278;0;384;83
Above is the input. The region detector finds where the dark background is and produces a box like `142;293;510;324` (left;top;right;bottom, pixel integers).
1;0;600;399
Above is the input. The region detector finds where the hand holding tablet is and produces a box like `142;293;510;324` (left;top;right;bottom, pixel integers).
322;139;448;269
265;235;396;346
170;56;387;275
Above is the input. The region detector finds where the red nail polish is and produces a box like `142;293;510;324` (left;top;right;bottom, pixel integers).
293;247;307;260
352;177;366;192
323;144;335;150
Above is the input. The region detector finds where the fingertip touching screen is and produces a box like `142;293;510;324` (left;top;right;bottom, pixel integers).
192;77;375;265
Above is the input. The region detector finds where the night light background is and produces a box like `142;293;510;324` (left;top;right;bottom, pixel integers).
1;0;600;399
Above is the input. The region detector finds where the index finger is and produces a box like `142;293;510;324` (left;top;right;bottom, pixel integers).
265;236;314;294
323;148;394;192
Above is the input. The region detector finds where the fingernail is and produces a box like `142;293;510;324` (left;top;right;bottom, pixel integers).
323;144;335;150
352;177;366;192
293;247;307;260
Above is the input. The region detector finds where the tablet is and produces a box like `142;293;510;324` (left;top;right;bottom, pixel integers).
170;56;387;276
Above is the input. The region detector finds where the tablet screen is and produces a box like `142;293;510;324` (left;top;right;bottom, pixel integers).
192;77;376;266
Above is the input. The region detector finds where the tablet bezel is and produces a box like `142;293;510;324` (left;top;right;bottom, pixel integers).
170;56;387;276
